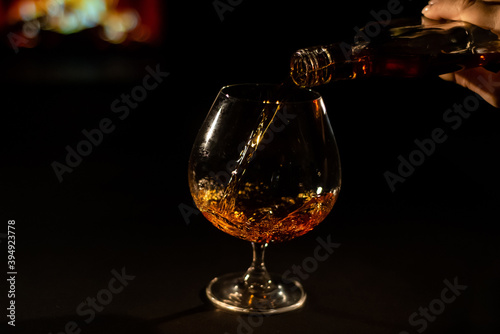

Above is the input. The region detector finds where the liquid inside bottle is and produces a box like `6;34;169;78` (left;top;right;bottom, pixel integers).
290;20;500;88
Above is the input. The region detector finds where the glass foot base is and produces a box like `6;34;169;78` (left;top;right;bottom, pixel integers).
206;272;306;314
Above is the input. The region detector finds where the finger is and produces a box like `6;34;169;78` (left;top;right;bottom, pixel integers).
440;67;500;108
422;0;500;33
439;72;457;82
420;16;448;26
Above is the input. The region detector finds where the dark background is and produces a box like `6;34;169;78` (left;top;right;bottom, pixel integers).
1;0;500;333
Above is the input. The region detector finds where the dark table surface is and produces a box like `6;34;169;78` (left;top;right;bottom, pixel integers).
1;1;500;333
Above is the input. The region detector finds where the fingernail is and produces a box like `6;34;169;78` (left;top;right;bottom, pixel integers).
422;4;432;13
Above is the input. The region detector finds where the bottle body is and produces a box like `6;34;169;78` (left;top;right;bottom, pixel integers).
290;20;500;88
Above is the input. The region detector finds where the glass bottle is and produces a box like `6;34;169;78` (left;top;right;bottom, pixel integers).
290;20;500;87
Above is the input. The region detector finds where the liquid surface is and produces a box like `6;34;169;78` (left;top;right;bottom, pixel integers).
194;180;338;243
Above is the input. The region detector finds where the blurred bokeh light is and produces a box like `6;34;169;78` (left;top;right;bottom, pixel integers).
1;0;162;48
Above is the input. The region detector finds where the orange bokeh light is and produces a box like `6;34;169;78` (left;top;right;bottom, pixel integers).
2;0;162;46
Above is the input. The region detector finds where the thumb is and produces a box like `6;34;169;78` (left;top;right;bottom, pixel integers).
422;0;500;33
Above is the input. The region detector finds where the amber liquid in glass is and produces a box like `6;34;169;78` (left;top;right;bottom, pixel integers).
193;85;337;243
195;182;337;243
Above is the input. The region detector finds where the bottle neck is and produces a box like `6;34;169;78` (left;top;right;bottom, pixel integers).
290;43;368;87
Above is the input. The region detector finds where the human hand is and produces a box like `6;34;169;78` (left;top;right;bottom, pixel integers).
422;0;500;107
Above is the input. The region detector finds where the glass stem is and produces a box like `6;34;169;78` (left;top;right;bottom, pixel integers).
243;242;276;295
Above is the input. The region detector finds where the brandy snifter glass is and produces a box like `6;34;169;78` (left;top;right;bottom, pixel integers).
188;83;341;314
